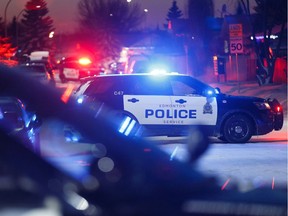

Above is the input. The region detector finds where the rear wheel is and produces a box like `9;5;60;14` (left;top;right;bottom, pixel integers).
217;136;227;142
223;114;253;143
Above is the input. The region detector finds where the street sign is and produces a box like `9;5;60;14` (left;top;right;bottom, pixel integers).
230;39;243;54
229;24;243;54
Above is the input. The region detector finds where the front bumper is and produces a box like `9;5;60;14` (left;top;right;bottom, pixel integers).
255;110;283;135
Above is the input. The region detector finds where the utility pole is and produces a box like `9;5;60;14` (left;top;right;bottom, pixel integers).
4;0;13;37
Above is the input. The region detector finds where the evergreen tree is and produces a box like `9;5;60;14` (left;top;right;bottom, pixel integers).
19;0;55;55
164;1;183;29
0;19;17;66
166;1;183;21
0;36;16;63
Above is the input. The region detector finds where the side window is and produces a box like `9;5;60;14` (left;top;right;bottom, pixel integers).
64;61;78;68
83;79;114;96
171;80;199;96
130;77;172;95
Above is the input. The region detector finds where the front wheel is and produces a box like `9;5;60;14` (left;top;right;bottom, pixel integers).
223;114;254;143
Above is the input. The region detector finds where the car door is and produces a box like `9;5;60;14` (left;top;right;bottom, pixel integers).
169;76;218;126
123;76;173;125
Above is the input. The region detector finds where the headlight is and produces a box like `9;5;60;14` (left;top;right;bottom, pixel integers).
77;96;85;104
253;102;271;110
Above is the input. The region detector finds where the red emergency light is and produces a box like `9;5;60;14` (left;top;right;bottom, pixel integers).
78;57;92;66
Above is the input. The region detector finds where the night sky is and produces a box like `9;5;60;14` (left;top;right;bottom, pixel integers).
1;0;250;33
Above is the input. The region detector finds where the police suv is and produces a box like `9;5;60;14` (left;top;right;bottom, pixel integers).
73;73;284;143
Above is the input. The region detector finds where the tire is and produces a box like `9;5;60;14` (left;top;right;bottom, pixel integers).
223;114;253;143
217;136;227;142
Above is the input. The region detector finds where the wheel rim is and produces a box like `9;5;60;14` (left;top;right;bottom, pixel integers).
227;119;249;140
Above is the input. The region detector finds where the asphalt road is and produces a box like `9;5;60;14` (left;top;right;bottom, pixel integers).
40;116;287;192
157;141;287;191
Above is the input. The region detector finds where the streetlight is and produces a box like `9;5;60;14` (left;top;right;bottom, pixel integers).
144;9;148;29
16;9;25;47
4;0;13;37
49;31;54;39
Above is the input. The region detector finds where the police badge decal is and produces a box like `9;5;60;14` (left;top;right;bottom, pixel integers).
203;97;213;114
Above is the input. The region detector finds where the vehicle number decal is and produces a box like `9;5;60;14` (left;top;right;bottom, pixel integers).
114;91;124;96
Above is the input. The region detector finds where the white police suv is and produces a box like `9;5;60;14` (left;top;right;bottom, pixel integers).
73;73;284;143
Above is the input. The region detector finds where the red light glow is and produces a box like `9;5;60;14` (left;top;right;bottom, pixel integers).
276;106;281;112
79;57;92;66
143;148;151;152
221;178;231;190
61;84;74;103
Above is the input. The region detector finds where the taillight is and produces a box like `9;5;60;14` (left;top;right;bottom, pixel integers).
267;98;282;113
276;106;281;112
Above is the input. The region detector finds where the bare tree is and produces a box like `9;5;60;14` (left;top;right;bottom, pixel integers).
78;0;145;59
240;0;287;85
187;0;214;76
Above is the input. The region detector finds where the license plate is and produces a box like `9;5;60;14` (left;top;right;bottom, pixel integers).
63;68;79;79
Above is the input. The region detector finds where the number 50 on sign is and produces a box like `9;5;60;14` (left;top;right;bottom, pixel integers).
230;39;243;54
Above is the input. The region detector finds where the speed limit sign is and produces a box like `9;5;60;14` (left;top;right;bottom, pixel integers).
230;39;243;54
229;24;243;54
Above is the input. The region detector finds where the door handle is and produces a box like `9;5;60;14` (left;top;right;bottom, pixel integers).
128;98;139;103
175;99;187;104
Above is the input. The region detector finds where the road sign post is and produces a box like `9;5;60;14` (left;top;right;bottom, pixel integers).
229;24;243;93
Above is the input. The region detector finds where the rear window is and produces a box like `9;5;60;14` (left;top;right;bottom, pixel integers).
129;76;172;95
20;65;46;74
62;61;79;68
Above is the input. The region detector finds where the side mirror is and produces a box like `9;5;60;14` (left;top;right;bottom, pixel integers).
29;113;42;129
215;87;221;94
203;88;217;97
4;112;24;130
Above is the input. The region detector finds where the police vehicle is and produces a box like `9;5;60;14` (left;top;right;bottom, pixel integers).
58;56;104;83
73;73;284;143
